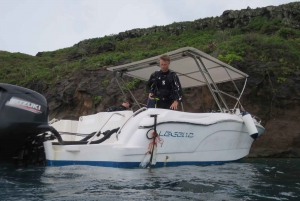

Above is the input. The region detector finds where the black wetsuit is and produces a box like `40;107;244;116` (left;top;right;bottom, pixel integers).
146;70;182;109
106;105;127;112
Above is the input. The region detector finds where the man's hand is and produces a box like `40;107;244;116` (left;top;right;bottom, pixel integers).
148;93;154;100
170;100;178;110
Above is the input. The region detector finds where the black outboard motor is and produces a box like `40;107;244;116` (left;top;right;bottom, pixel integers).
0;83;49;162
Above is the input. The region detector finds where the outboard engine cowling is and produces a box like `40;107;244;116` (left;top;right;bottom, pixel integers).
0;83;49;161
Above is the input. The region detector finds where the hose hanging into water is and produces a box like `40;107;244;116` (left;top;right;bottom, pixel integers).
147;114;158;168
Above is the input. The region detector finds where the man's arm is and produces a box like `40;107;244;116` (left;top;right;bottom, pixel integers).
146;73;155;93
173;73;182;102
146;73;155;99
170;72;182;110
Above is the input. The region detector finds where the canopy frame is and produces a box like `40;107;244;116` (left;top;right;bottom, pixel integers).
107;47;248;113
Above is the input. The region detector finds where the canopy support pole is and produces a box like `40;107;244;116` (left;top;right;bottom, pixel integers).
113;73;127;100
197;56;230;113
224;68;241;95
189;54;223;113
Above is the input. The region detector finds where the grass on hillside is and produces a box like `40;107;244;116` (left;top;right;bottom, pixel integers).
0;16;299;90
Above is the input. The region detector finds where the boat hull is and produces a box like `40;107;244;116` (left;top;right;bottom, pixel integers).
44;109;265;168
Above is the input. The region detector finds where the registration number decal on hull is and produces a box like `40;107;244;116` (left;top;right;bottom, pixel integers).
159;131;194;138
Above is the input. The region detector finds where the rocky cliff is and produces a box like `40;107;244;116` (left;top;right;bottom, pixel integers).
91;2;300;41
31;2;300;157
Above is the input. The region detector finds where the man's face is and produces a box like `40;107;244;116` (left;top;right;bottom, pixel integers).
160;59;170;72
124;101;132;109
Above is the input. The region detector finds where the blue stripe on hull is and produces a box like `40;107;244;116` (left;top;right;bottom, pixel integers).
46;160;237;168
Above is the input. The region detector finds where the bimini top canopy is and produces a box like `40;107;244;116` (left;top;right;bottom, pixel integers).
107;47;248;89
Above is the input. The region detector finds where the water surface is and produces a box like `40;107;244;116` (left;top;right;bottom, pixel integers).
0;158;299;201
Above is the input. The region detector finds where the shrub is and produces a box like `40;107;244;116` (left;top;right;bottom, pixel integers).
218;54;243;64
277;27;300;39
126;78;141;90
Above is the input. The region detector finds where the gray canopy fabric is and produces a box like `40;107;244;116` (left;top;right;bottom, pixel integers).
107;47;248;89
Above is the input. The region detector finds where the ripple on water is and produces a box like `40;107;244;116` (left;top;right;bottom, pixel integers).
0;159;299;200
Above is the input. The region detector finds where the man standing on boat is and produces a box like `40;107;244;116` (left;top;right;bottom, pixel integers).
147;55;182;110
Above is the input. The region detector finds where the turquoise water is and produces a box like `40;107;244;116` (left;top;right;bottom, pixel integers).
0;158;299;201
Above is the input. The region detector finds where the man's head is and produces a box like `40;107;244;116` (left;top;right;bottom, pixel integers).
122;97;134;109
159;55;170;72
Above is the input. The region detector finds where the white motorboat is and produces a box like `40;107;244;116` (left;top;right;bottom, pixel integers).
0;47;265;167
43;47;265;167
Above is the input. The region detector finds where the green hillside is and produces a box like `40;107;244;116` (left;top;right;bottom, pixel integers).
1;3;300;89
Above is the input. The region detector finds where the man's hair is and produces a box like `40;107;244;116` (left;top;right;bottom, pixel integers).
124;97;133;104
160;54;170;62
124;97;134;108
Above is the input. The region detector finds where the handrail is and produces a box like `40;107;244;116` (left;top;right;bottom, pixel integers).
87;112;125;144
132;107;148;117
116;107;147;140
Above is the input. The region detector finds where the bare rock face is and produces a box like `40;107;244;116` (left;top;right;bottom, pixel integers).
93;42;116;54
249;105;300;158
110;2;300;41
43;68;147;120
219;3;300;29
36;52;43;57
231;60;300;158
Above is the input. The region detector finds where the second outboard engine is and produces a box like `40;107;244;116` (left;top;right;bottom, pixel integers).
0;83;49;162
